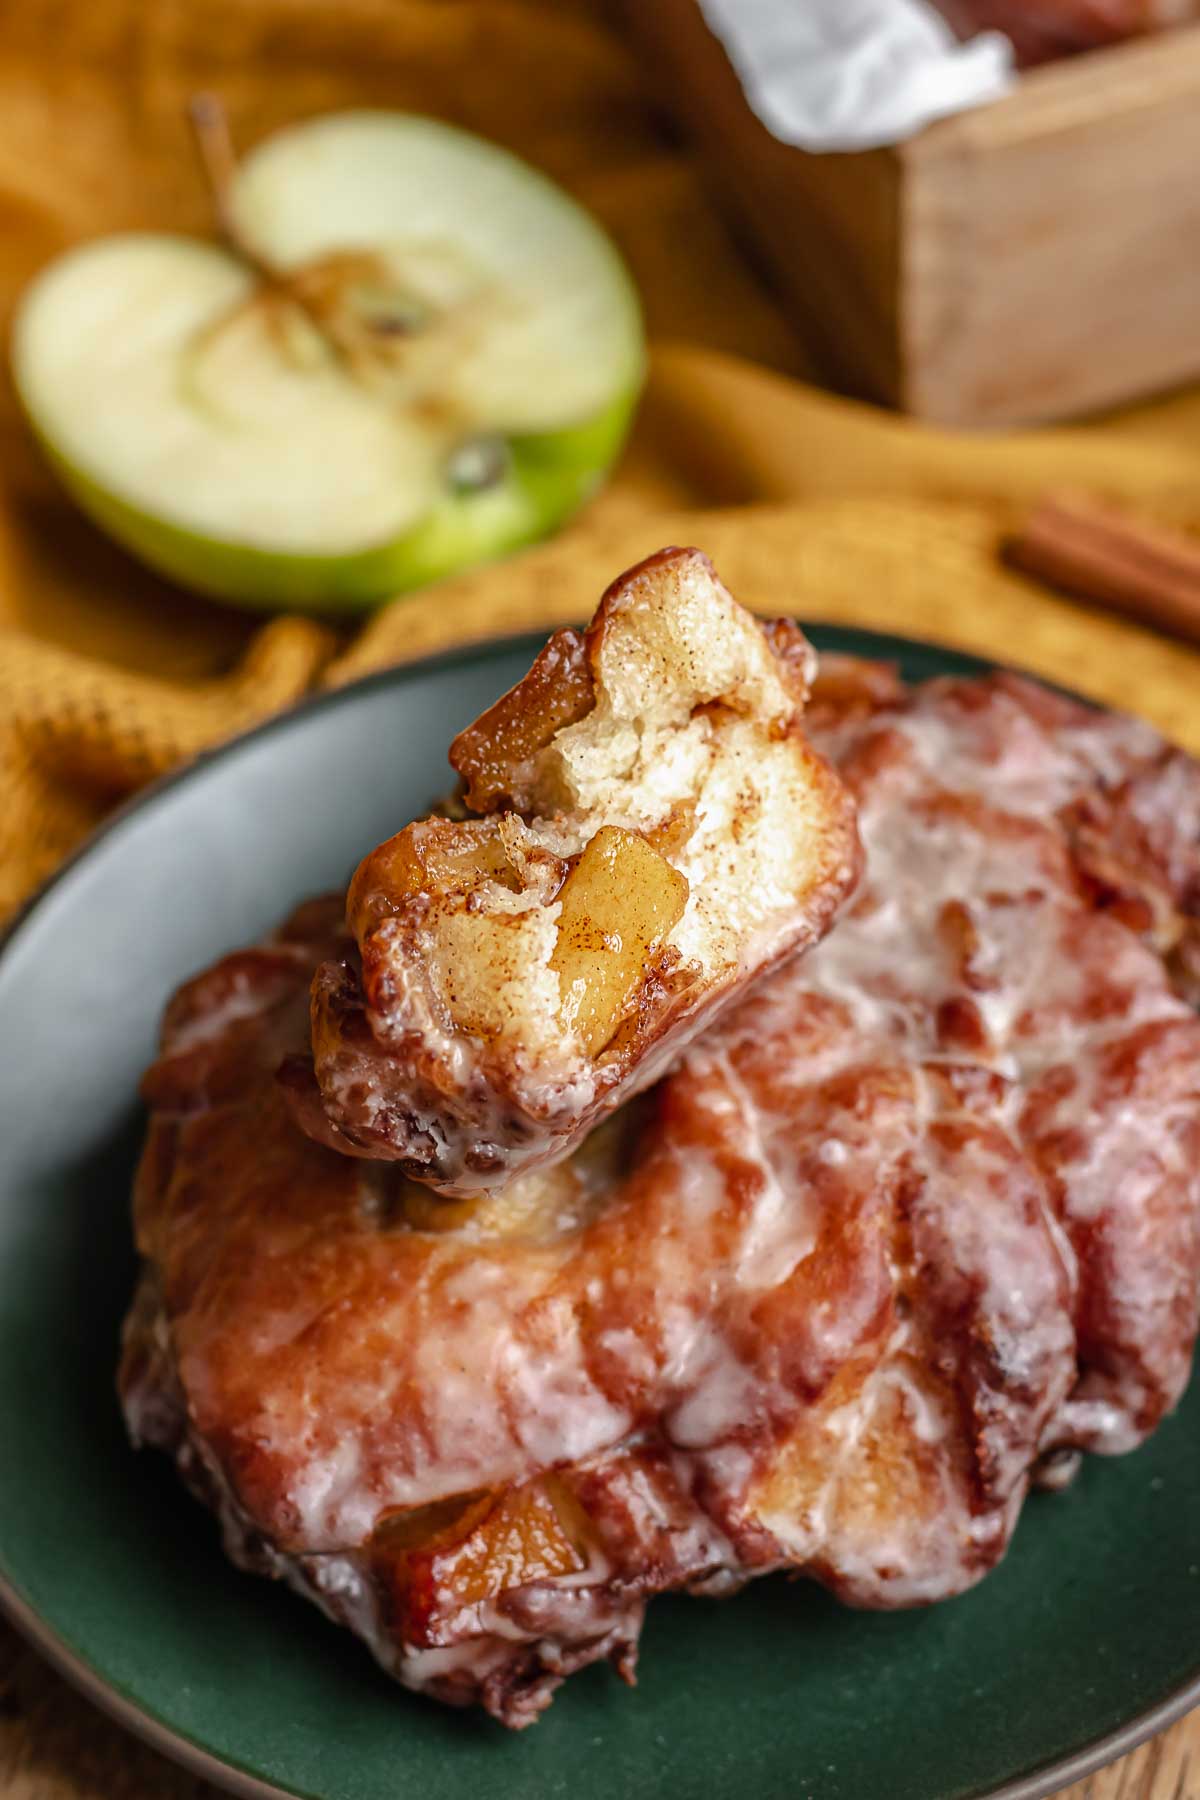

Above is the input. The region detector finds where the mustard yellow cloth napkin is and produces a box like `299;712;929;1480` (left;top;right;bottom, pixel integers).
2;0;1199;923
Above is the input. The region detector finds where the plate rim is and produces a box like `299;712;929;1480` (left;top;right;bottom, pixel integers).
2;621;1197;1800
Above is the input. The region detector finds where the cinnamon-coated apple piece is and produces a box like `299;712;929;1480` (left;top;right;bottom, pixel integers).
550;826;690;1056
291;545;861;1193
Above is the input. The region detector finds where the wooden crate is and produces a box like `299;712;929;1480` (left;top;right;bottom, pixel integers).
624;2;1200;426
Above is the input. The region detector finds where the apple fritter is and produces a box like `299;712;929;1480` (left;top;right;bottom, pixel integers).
287;546;860;1194
121;659;1200;1728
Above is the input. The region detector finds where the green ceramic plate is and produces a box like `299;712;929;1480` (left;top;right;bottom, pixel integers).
0;627;1197;1800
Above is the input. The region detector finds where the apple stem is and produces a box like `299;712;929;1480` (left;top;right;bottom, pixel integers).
188;94;277;284
185;95;426;394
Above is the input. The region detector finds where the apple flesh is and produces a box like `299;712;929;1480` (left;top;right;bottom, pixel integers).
11;112;644;612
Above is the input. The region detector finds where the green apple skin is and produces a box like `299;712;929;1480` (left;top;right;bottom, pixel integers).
21;377;641;615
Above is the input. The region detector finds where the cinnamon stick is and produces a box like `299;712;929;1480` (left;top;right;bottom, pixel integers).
1006;490;1200;647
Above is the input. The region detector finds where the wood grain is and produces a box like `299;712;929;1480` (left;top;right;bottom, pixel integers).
623;4;1200;426
903;31;1200;424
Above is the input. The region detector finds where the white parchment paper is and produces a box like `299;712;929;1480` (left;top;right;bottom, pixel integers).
695;0;1015;151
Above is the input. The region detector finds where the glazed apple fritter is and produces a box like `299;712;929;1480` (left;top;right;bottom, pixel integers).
285;546;860;1194
121;655;1200;1727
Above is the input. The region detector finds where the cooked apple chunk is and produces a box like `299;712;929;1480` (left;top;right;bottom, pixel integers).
294;545;860;1191
372;1477;593;1648
551;826;689;1056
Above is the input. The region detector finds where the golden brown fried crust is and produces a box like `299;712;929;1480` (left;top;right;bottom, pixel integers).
122;660;1200;1727
450;628;595;815
291;547;861;1194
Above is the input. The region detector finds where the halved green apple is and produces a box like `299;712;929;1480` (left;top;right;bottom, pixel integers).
11;111;644;612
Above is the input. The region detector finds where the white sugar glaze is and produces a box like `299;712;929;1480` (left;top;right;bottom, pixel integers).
122;665;1200;1725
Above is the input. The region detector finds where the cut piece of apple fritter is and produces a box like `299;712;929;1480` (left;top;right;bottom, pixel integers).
293;545;860;1192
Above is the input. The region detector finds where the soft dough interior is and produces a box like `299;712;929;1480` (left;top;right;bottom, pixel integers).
348;547;848;1070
